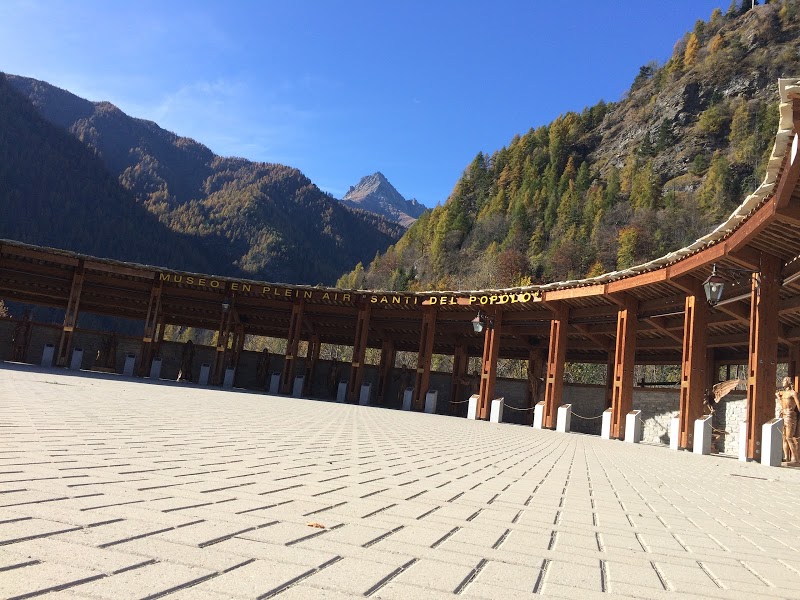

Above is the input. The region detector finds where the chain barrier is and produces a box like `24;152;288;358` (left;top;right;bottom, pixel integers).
502;400;535;412
449;399;472;405
571;411;604;420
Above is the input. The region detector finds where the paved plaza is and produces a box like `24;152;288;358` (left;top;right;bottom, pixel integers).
2;365;800;599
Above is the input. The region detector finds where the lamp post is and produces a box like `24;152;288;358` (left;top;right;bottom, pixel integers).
702;263;760;306
471;310;493;334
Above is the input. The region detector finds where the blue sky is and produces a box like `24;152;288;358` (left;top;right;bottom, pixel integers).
1;0;725;206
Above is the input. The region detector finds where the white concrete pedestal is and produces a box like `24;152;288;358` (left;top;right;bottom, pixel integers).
533;401;545;429
292;376;305;397
402;388;413;411
424;390;438;414
489;398;503;423
222;367;235;389
739;421;748;462
269;372;280;394
41;344;55;368
693;415;713;455
149;357;162;380
123;354;136;377
336;381;348;403
669;417;680;450
556;404;571;433
466;394;479;419
198;364;210;386
359;383;372;405
69;348;83;371
625;410;642;443
601;409;613;439
762;418;784;467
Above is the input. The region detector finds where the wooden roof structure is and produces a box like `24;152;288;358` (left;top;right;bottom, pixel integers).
3;78;800;462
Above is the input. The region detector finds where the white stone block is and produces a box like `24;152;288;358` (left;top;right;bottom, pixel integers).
359;383;372;405
293;376;305;397
556;404;571;433
336;381;348;403
466;394;479;419
669;417;680;451
198;364;210;386
693;415;713;455
625;410;642;444
761;418;783;467
533;401;545;429
490;398;503;423
269;372;280;394
222;367;235;389
69;348;83;371
601;408;613;439
739;421;748;461
402;388;414;411
41;343;55;368
424;390;438;414
123;354;136;377
149;357;162;380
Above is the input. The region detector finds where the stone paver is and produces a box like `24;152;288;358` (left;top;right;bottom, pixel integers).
2;362;800;599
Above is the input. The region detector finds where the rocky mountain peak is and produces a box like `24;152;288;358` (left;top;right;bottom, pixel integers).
342;172;426;227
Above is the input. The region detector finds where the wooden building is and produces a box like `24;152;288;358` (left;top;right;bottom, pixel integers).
3;79;800;461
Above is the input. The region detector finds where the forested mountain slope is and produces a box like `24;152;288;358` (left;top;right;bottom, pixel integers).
6;75;403;285
338;1;800;291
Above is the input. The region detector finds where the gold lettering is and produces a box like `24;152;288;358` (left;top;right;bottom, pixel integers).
498;294;509;304
479;296;488;305
322;292;331;300
210;280;220;288
285;289;292;297
303;290;312;299
429;296;438;305
186;276;194;285
231;282;239;291
262;286;271;294
174;275;183;283
392;295;400;304
243;284;252;293
342;294;351;302
198;278;206;287
380;296;388;303
449;296;457;305
159;273;171;282
469;295;477;304
371;295;378;303
519;292;531;302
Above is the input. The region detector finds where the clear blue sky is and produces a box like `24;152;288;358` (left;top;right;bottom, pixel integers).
1;0;726;207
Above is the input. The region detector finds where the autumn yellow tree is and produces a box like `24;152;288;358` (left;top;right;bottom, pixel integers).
684;33;700;68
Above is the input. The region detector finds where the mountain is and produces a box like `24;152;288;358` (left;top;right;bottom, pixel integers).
0;73;220;274
341;172;427;227
338;1;800;292
5;75;403;285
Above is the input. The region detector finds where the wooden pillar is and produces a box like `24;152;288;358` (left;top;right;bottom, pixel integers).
604;353;614;409
212;298;236;385
280;300;305;394
347;303;371;403
477;310;503;420
303;334;321;396
450;343;469;415
543;304;569;429
231;323;245;370
525;348;545;425
611;294;638;439
139;279;163;377
746;255;782;460
412;306;437;411
376;339;395;406
678;289;708;449
57;262;85;366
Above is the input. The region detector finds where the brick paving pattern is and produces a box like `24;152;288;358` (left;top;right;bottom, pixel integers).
2;363;800;599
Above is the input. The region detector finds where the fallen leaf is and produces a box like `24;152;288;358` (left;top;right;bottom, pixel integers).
306;521;326;529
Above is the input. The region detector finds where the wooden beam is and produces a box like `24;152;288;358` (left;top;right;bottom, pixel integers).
139;279;163;377
413;306;437;411
280;299;306;394
746;254;782;460
477;309;503;420
678;291;709;449
450;343;469;416
376;339;395;406
303;334;321;396
611;295;638;439
212;290;237;385
57;262;84;366
346;303;371;403
543;304;569;429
